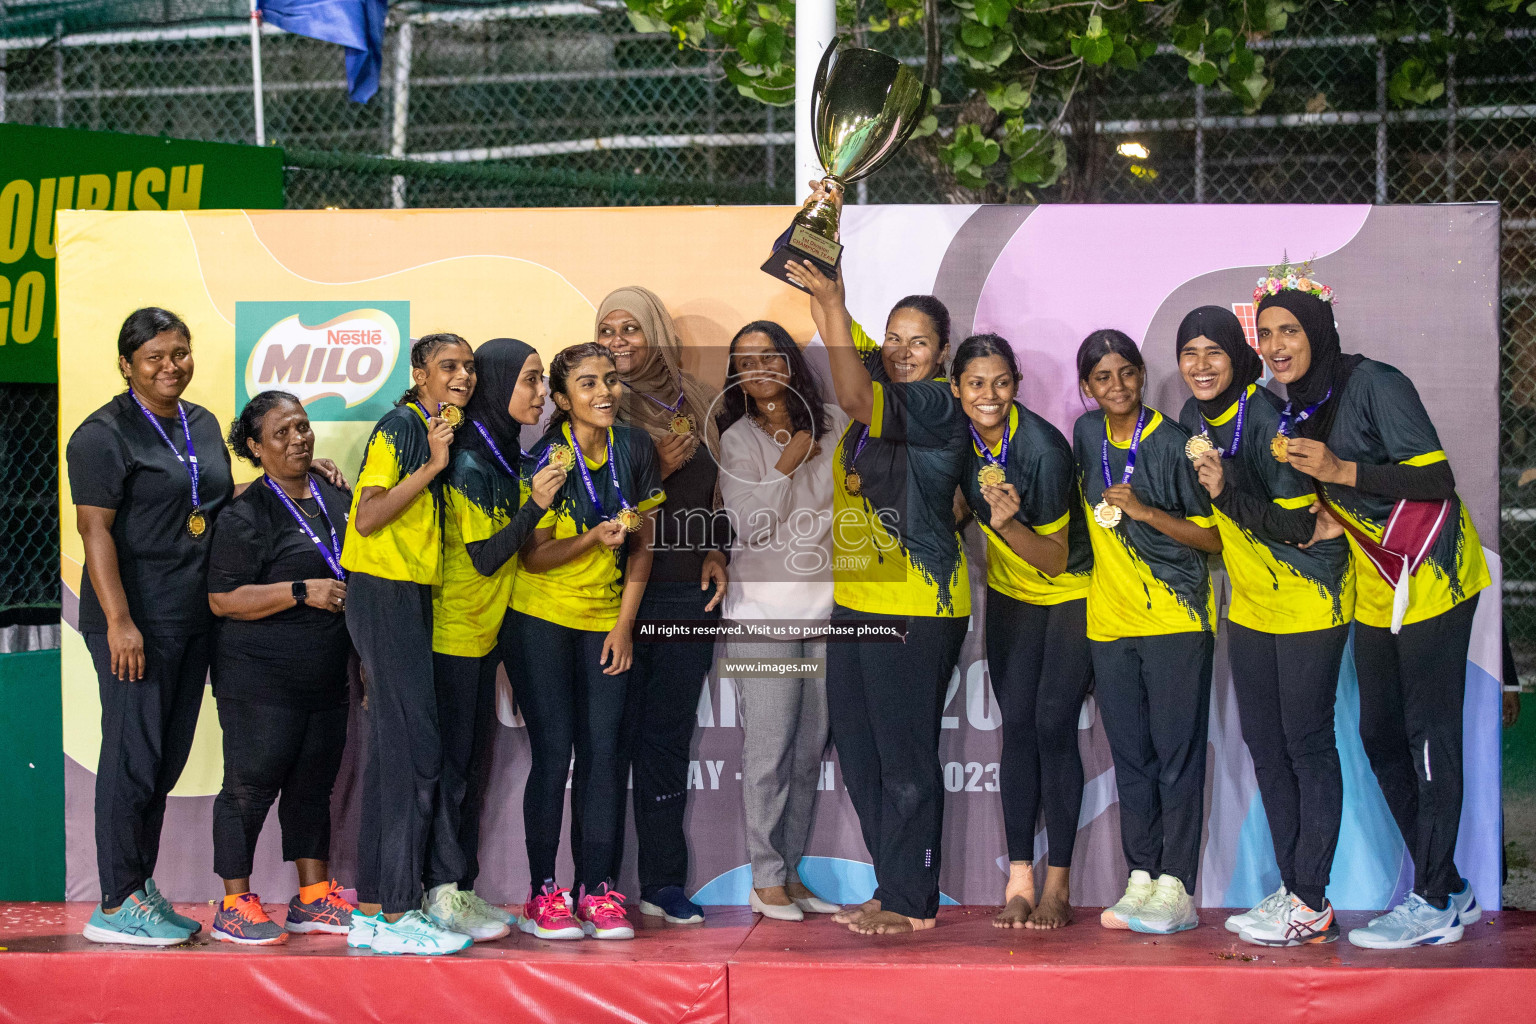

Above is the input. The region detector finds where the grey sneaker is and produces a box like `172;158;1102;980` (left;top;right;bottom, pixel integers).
1450;879;1481;925
1225;884;1288;934
1347;892;1463;949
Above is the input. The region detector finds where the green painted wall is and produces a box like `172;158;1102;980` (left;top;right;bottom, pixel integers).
0;649;64;900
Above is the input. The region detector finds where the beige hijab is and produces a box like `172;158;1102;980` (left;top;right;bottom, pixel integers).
595;285;721;455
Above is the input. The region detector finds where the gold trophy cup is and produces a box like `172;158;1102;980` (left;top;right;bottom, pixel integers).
762;38;928;289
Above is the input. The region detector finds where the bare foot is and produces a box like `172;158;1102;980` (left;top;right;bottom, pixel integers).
993;861;1035;929
1026;867;1074;930
993;895;1033;928
850;910;935;935
754;886;793;906
833;898;880;924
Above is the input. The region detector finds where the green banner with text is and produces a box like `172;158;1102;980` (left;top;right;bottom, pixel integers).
0;124;284;383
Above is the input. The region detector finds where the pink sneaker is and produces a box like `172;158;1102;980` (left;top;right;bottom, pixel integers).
518;882;583;940
577;884;635;940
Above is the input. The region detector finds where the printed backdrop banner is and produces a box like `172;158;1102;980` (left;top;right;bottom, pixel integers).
56;204;1503;911
0;124;284;383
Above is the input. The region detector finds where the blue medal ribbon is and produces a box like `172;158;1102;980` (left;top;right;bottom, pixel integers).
1101;406;1150;492
1278;388;1333;438
263;474;345;581
567;424;634;520
128;387;201;515
843;424;870;476
622;380;686;415
472;421;524;479
968;421;1010;467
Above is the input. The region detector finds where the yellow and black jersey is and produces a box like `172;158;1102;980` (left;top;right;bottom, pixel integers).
1073;407;1216;641
511;421;665;632
960;403;1091;606
433;448;525;658
340;403;441;585
1318;358;1489;628
1178;386;1353;632
832;321;970;618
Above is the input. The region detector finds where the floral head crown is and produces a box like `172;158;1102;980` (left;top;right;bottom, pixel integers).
1253;258;1334;305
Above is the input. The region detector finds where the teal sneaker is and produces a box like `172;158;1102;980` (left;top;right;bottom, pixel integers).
1347;892;1463;949
144;877;202;934
348;910;382;949
82;890;193;946
368;909;472;955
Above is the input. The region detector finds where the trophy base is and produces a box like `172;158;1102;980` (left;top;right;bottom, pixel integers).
761;224;842;291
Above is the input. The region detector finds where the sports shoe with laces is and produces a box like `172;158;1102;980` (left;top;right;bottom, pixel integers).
460;889;513;926
285;880;354;934
144;878;202;934
639;885;704;924
82;890;192;946
424;883;510;942
1129;874;1199;934
1225;884;1288;934
1347;892;1463;949
577;883;635;940
1100;870;1156;930
1450;878;1481;925
368;909;472;956
348;910;381;949
212;893;289;945
519;882;584;940
1239;894;1338;946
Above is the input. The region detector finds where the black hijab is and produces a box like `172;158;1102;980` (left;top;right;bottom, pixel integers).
460;337;538;465
1255;290;1363;441
1176;305;1263;420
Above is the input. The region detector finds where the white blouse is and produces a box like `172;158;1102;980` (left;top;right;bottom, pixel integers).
718;403;848;626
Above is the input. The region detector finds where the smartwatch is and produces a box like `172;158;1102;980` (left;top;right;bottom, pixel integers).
292;580;308;605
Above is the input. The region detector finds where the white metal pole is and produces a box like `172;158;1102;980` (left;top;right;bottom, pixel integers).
795;0;835;202
248;0;265;146
390;20;414;209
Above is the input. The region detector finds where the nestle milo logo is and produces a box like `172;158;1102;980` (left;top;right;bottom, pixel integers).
236;301;411;421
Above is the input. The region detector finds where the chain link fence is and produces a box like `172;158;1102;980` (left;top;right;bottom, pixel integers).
1;1;1533;657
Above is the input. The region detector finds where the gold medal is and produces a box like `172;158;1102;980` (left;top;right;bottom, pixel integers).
617;507;643;533
1093;500;1122;529
547;444;575;470
1184;432;1215;462
1270;433;1290;463
438;403;463;428
845;470;862;497
670;413;694;436
187;510;207;538
977;463;1007;488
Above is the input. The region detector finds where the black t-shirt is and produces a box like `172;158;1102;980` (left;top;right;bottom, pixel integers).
649;449;730;584
206;476;353;709
67;392;235;636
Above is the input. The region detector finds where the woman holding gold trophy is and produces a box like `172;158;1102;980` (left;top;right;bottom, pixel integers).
508;342;665;941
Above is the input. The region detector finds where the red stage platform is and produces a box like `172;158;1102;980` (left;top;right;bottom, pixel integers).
2;903;1534;1024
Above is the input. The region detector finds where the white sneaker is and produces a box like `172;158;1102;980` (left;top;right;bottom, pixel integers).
1129;874;1199;934
1225;884;1288;934
1347;893;1463;949
1239;895;1338;946
424;883;511;942
369;909;473;955
1450;879;1481;925
1101;870;1156;930
347;910;379;949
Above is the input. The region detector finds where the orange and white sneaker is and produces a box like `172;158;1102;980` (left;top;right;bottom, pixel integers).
577;883;635;940
285;880;354;935
519;882;584;940
212;893;289;945
1240;895;1339;946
